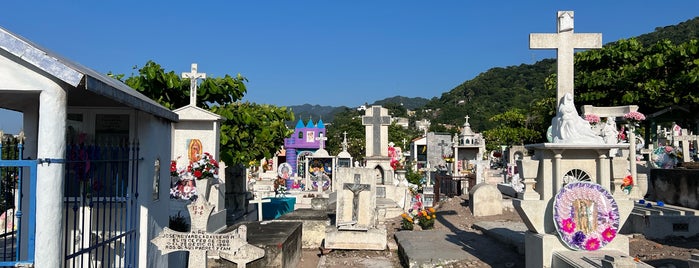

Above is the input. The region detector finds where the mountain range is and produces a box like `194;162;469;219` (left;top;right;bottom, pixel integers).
289;16;699;129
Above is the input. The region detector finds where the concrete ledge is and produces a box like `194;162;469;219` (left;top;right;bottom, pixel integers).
324;227;387;250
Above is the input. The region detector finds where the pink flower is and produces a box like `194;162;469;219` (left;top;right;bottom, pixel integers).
585;238;600;250
602;227;616;242
561;218;576;233
623;111;645;122
584;114;600;124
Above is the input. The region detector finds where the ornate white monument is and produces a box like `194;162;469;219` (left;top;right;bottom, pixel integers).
514;11;639;268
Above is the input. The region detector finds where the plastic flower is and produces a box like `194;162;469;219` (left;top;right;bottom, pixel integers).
561;218;576;233
602;227;616;242
585;238;600;250
572;231;586;246
623;111;645;122
622;175;633;187
584;114;600;124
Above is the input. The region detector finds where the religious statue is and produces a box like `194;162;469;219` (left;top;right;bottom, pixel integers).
550;93;604;144
600;117;619;144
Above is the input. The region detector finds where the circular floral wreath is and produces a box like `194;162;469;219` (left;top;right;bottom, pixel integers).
553;182;619;251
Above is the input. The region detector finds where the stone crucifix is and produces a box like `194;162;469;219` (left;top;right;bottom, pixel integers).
151;198;264;267
362;106;391;157
343;174;371;222
530;11;602;106
182;63;207;107
342;131;349;151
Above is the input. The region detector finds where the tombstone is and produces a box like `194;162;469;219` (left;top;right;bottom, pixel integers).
171;63;228;232
469;183;503;217
513;11;639;268
362;106;394;185
151;198;265;268
324;168;387;250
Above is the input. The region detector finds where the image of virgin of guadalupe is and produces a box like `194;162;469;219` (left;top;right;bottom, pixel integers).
573;199;597;234
188;139;203;163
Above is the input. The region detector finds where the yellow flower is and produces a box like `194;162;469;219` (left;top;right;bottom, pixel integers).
428;207;435;213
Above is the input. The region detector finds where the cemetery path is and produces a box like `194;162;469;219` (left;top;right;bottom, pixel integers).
300;194;699;267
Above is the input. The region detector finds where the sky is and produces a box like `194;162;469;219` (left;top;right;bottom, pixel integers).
1;1;698;133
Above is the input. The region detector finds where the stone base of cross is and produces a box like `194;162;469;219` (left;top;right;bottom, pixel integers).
151;198;265;267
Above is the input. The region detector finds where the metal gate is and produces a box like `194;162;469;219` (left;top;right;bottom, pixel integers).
63;141;140;268
0;133;37;267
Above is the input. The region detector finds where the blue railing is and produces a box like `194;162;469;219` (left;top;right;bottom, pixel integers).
0;135;37;267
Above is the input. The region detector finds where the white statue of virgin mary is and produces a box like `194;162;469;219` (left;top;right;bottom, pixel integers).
551;93;604;144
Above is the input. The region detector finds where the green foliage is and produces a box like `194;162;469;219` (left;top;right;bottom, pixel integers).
482;108;542;150
117;61;294;165
574;38;699;115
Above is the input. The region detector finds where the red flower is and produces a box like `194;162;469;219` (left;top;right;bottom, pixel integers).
585;238;600;250
193;170;203;178
602;227;616;242
561;218;576;233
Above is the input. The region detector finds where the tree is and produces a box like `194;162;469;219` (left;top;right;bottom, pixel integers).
113;61;294;165
574;38;699;114
482;108;541;151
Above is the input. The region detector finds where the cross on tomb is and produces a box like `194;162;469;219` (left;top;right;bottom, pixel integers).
673;129;698;163
530;11;602;106
362;106;391;157
249;197;271;221
151;198;264;268
464;115;470;125
343;174;371;222
438;139;452;158
316;133;328;150
342;131;349;151
182;63;207;107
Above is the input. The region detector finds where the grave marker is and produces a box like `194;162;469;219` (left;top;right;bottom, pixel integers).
249;197;271;221
530;11;602;106
343;174;371;223
152;198;264;267
362;106;391;157
182;63;207;106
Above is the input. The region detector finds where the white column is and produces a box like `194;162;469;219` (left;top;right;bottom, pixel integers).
35;86;66;267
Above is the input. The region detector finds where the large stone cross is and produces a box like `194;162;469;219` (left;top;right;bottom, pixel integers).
151;198;264;267
530;11;602;106
343;174;371;222
182;63;207;107
362;106;391;157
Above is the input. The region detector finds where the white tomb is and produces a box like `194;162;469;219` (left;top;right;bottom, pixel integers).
171;63;227;232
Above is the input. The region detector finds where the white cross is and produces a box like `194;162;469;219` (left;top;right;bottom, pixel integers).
342;131;348;151
464;115;470;125
249;197;271;221
151;198;264;267
182;63;207;107
530;11;602;106
316;133;328;150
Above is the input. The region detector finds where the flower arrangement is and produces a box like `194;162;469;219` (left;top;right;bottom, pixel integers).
584;114;601;125
554;182;620;251
169;152;220;201
187;152;219;180
623;111;645;125
416;207;436;229
400;213;414;230
622;175;633;194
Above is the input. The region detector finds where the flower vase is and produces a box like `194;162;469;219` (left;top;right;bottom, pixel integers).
196;177;215;202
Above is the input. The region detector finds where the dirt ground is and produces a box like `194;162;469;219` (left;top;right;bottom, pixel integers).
299;194;699;268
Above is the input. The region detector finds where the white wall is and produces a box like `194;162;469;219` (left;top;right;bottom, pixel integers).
136;111;174;268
